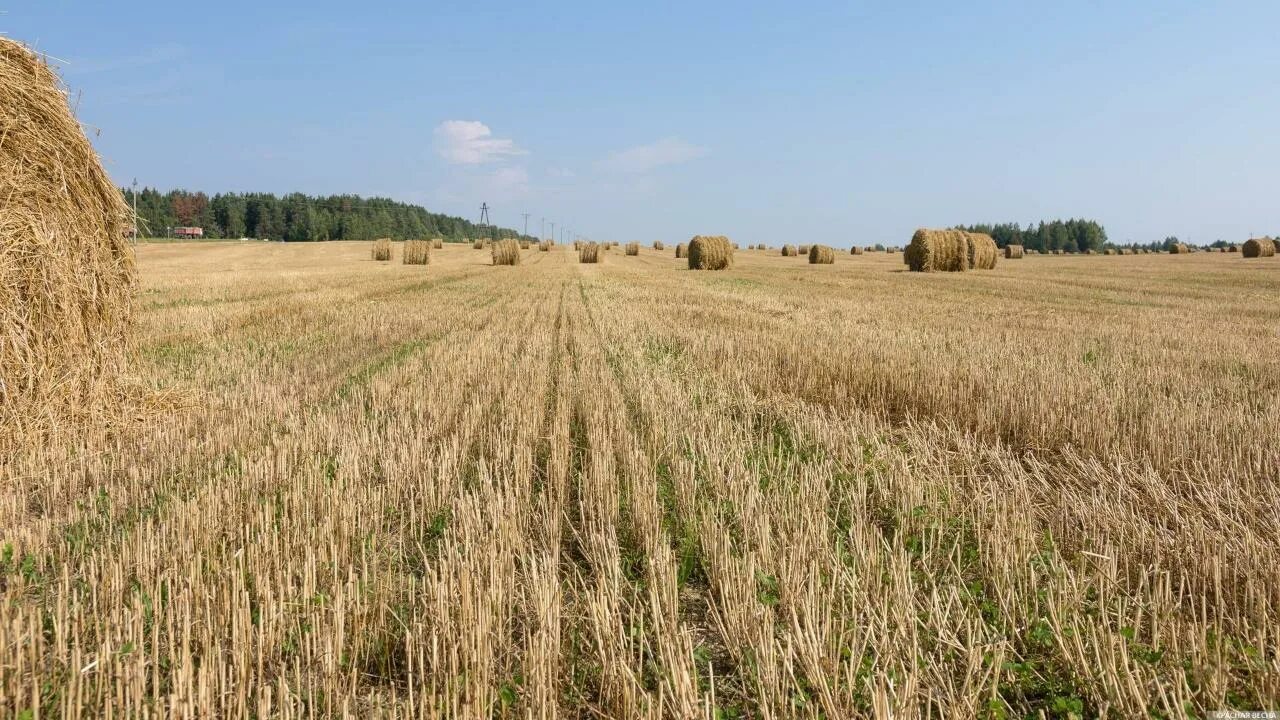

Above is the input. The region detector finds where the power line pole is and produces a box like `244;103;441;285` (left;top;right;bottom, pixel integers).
522;212;530;239
540;217;545;241
479;202;490;239
549;221;555;244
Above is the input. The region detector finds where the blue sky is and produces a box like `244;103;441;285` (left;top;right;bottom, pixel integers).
5;1;1279;245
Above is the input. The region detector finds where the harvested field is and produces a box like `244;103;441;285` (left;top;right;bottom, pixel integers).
3;241;1278;718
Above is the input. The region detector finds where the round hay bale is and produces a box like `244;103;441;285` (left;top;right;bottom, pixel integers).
431;237;444;249
653;241;665;251
965;232;998;269
625;242;640;256
905;229;969;272
539;240;551;252
402;239;430;265
1169;243;1190;254
491;239;521;266
1273;238;1280;254
781;244;798;257
519;240;531;250
1227;244;1239;253
1004;244;1025;259
798;244;811;255
675;243;688;259
472;238;485;249
1;38;134;438
579;242;603;264
809;244;835;264
688;235;734;270
372;238;392;261
1242;238;1276;258
849;246;864;255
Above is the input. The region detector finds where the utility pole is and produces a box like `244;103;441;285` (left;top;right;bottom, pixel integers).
522;212;530;240
540;217;545;242
479;202;490;240
549;221;555;244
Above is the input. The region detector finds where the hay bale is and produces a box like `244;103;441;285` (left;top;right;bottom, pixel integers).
539;240;551;252
653;241;665;251
520;240;530;250
965;232;998;269
1169;243;1190;254
579;242;603;263
1273;238;1280;253
402;239;430;265
431;237;444;249
472;238;485;249
1;38;134;438
1228;244;1239;253
1242;238;1276;258
798;244;811;255
849;246;864;255
675;243;688;259
688;235;734;270
491;239;521;266
781;245;798;257
1004;244;1024;259
905;229;969;272
625;242;640;256
1102;248;1115;255
372;238;392;261
809;244;835;264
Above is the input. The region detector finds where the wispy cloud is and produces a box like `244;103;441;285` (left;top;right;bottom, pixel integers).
600;137;708;174
489;166;530;196
434;120;526;164
64;43;187;75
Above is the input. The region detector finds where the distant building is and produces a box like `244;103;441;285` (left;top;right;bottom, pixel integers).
174;226;204;238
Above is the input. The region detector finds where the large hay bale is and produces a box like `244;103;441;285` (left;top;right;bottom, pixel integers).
1242;238;1276;258
1;38;134;438
491;239;521;266
675;243;688;259
653;241;665;251
781;244;798;257
625;242;640;256
965;232;998;269
688;235;734;270
372;238;392;261
849;246;864;255
905;229;969;272
579;242;603;263
1169;243;1190;254
1273;238;1280;253
431;237;444;249
1005;244;1025;259
402;239;430;265
808;244;835;264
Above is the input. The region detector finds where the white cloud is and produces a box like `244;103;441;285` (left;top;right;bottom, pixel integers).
601;137;708;174
434;120;526;164
490;166;530;196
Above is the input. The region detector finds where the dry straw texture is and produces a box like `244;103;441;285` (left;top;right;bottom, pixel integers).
539;240;551;252
1103;248;1116;255
653;241;665;251
1005;244;1025;259
809;244;836;264
781;244;798;257
1;38;134;443
372;238;392;261
1242;238;1275;258
491;239;521;266
1170;243;1190;254
578;241;603;263
402;239;430;265
431;237;444;249
1273;238;1280;253
472;239;485;249
687;235;734;270
965;232;999;270
850;246;864;255
625;242;640;256
675;243;688;259
798;244;811;255
520;240;531;250
905;229;969;272
1228;245;1239;253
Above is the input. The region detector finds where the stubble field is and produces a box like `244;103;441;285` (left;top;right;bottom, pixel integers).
2;241;1277;718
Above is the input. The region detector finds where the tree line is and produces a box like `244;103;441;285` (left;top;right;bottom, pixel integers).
952;219;1108;253
122;188;528;241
